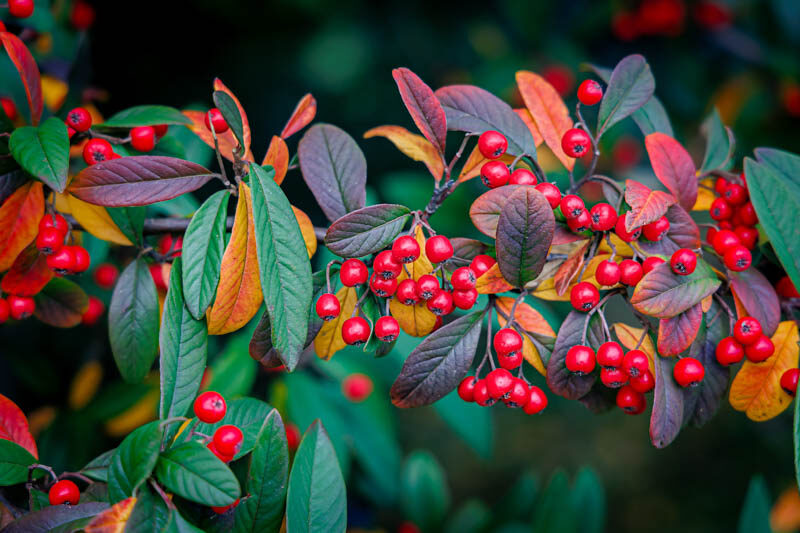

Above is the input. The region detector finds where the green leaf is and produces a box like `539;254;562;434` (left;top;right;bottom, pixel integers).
8;117;69;192
213;91;245;150
0;438;37;486
286;421;347;533
182;189;229;320
165;509;205;533
109;258;159;383
159;258;208;420
195;397;273;460
571;468;605;533
738;475;771;533
532;470;576;533
33;277;89;328
400;451;450;532
630;259;721;319
249;163;313;371
324;204;411;258
107;206;145;247
155;441;240;506
124;483;171;533
444;500;491;533
700;108;734;173
597;54;655;137
101;105;192;128
107;420;162;503
232;410;289;533
432;390;493;459
81;449;115;482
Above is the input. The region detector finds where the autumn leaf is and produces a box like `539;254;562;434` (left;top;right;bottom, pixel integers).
613;322;656;375
292;205;317;258
475;263;514;295
515;71;574;170
692;178;716;211
0;32;43;125
513;108;544;147
533;254;619;301
0;393;38;459
263;135;289;185
624;179;676;232
213;77;252;156
457;144;516;183
553;240;590;296
657;303;703;356
183;110;254;163
364;125;444;180
495;296;555;376
630;260;720;319
390;299;437;338
85;496;136;533
645;133;698;211
314;286;357;359
392;67;448;155
67;194;132;246
0;181;44;271
281;93;317;139
1;244;53;296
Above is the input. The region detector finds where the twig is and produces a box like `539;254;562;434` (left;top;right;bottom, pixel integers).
713;293;737;331
207;112;232;189
325;260;341;294
150;480;177;511
444;133;475;183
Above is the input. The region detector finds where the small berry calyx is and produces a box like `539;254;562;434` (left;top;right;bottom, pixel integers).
205;108;229;133
560;194;586;220
83;138;114;165
36;227;65;255
589;203;617;231
733;316;762;345
577;79;603;106
616;385;646;415
396;279;419;305
417;274;440;300
477;130;508;159
450;266;476;290
194;391;227;423
342;316;371;345
673;357;705;387
622;350;649;378
570;282;599;312
213;424;244;456
375;316;400;342
426;290;454;316
486;368;514;399
724;244;751;272
601;366;628;388
391;235;421;264
670;248;697;276
48;480;80;506
315;293;340;321
561;128;592;158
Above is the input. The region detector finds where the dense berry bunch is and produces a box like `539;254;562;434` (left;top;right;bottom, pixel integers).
705;174;756;272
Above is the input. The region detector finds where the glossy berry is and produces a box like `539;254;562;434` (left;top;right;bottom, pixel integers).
614;213;641;242
619;259;643;286
81;296;105;326
211;499;240;515
48;480;80;506
8;296;34;320
452;288;478;310
342;316;371;345
150;263;167;292
417;274;440;300
577;79;603;105
83;138;114;165
480;161;510;188
622;350;649;378
523;386;548;414
66;107;91;132
535;182;561;209
709;198;732;221
724;245;751;272
285;424;301;450
194;391;226;423
213;425;244;456
714;177;729;195
570;282;599;312
712;229;740;255
493;328;523;357
450;267;476;290
589;203;617;232
505;378;530;408
47;247;76;274
673;357;705;387
498;349;523;370
153;124;169;138
340;258;368;286
375;316;400;342
473;379;495;407
561;128;592;158
744;335;774;363
597;341;624;368
510;168;537;185
642;256;665;275
342;373;373;402
426;290;454;316
595;260;620;287
204;108;229;133
93;263;119;289
374;250;402;280
391;235;420;264
0;299;9;323
566;345;596;375
734;226;758;250
458;376;477;402
425;235;453;263
315;293;340;321
733;317;762;345
737;202;758;226
781;368;800;396
477;130;508;159
616;385;646;415
601;367;628;388
370;273;397;298
207;441;234;463
630;370;655;393
70;1;95;30
71;246;91;273
396;279;419;305
130;126;156;152
642;216;670;241
486;368;514;399
567;209;592;233
715;336;744;366
470;255;496;278
1;97;17;121
670;248;697;276
560;195;586;220
36;227;64;255
723;183;748;205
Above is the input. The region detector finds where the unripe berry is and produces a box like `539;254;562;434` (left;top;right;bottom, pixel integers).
425;235;453;263
426;290;454;316
8;296;34;320
36;227;64;255
205;108;229;133
450;267;476;290
485;368;514;399
577;79;603;106
589;203;617;232
342;373;373;402
596;341;624;368
417;274;440;300
733;317;762;345
744;335;774;363
480;161;510;188
375;316;399;342
477;130;508;159
396;279;420;305
642;256;665;275
523;386;548;414
458;376;477;402
535;182;561;209
561;128;592;158
619;259;643;286
616;385;646;415
715;336;744;366
670;248;697;276
642;216;670;241
194;391;226;423
452;288;478;310
570;281;599;312
66;107;92;132
724;245;751;272
595;260;621;286
469;255;496;278
213;425;244;456
370;272;397;298
342;316;371;345
614;213;641;242
48;480;80;506
493;328;523;357
600;366;628;388
673;357;705;387
630;370;655;393
391;235;420;264
560;194;586;220
622;350;649;378
315;293;340;321
340;258;368;286
81;296;105;326
130;126;156;152
83;138;114;165
780;368;800;396
566;345;596;375
509;168;537;185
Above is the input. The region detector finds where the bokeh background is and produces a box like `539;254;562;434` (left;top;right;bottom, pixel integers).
2;0;800;531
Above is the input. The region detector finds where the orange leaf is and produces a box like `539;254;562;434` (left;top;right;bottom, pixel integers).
692;178;716;211
597;232;635;258
0;182;44;271
729;321;799;421
183;110;254;164
0;244;53;296
0;394;38;459
85;496;136;533
457;145;515;183
613;323;656;375
314;286;358;359
67;194;132;246
0;32;43;125
533;254;620;301
207;183;262;335
213;78;252;155
515;71;574;171
364;126;444;180
280;93;317;139
104;388;158;437
292;205;317;259
475;263;514;294
262;135;289;185
623;179;676;232
513;108;544;147
553;240;590;296
771;486;800;533
390;299;437;338
495;296;556;376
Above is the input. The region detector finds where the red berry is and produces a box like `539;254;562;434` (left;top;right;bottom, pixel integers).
153;124;169;138
567;209;592;233
589;203;617;232
375;316;399;342
733;317;762;345
211;498;240;515
709;198;732;221
70;1;95;30
473;379;495;407
642;216;670;241
93;263;119;289
715;336;744;366
706;226;718;245
619;259;644;286
36;227;65;255
560;194;586;220
374;250;402;280
48;480;80;506
712;229;740;255
340;258;368;286
670;248;697;276
417;274;440;300
630;370;655;393
370;272;397;298
47;247;77;274
285;424;301;450
600;366;628;388
622;350;649;378
8;0;34;17
83;138;114;165
194;391;226;423
493;328;522;357
157;234;183;256
566;345;596;375
0;299;9;323
497;349;523;370
342;373;373;401
480;161;510;188
315;293;340;321
737;202;758;226
426;290;454;316
458;376;477;402
614;213;641;242
642;256;665;275
734;226;758;250
71;246;91;273
342;316;371;345
596;341;624;368
1;97;17;121
425;235;453;263
616;385;646;415
715;178;729;195
65;107;92;132
744;335;774;362
577;79;603;106
469;255;496;277
452;288;478;310
523;386;548;414
504;378;530;408
81;296;105;326
535;182;561;209
130;126;156;152
595;260;621;287
723;183;748;206
486;368;514;399
213;425;244;457
570;282;599;312
724;245;751;272
776;276;800;299
509;168;537;185
150;263;167;292
781;368;800;396
207;441;234;463
477;130;508;159
674;357;705;387
450;267;476;290
561;128;592;158
396;279;420;305
204;108;229;133
391;235;420;264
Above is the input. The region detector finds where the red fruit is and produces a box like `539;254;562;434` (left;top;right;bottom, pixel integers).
567;209;592;233
616;385;646;415
342;373;373;402
149;263;167;292
670;248;697;276
630;370;655;393
595;260;621;286
153;124;169;138
493;328;522;357
535;182;561;209
425;235;453;263
600;367;628;388
204;108;229;133
70;0;95;30
509;168;537;185
157;234;183;256
36;227;65;255
734;226;758;250
724;245;751;272
674;357;705;387
744;335;774;363
486;368;514;399
93;263;119;289
619;259;644;286
48;480;80;506
776;276;800;299
47;247;77;274
207;441;234;463
65;107;92;132
642;256;665;274
369;272;397;298
130;126;156;152
0;299;9;323
712;229;740;255
497;350;523;370
81;296;105;326
480;161;510;188
570;282;599;312
285;423;301;450
566;345;596;375
396;279;419;305
342;316;370;345
375;316;399;342
642;216;670;241
589;203;617;232
504;378;530;408
715;336;744;366
417;274;440;300
211;498;240;515
709;198;732;221
83;138;114;165
458;376;477;402
723;183;747;206
577;79;603;106
340;258;368;286
781;368;800;396
71;246;91;273
705;226;718;246
391;235;420;264
473;379;495;407
469;255;496;278
597;341;624;368
622;350;649;378
315;293;340;321
450;267;476;290
542;65;574;96
561;128;592;158
1;97;17;121
733;317;762;345
194;391;226;423
67;126;76;139
374;250;402;280
452;288;478;310
614;213;641;242
426;290;454;316
560;194;586;220
737;202;758;226
523;386;548;414
477;130;508;159
213;425;244;457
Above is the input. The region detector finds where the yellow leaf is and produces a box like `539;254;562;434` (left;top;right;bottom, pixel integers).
365;126;444;181
693;178;716;211
292;205;317;258
41;74;68;112
85;497;136;533
730;321;799;421
513;108;544;146
68;360;103;410
613;322;656;374
53;192;71;214
475;263;514;295
398;226;434;282
314;286;358;359
104;388;158;438
597;233;635;257
390;299;437;337
67;194;132;246
207;183;262;335
533;254;619;301
495;296;555;376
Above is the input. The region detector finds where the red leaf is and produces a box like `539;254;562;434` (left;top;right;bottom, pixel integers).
657;303;703;356
0;181;44;272
645;133;698;211
730;268;781;337
0;394;37;459
0;32;43;125
262;135;289;185
1;244;53;295
280;93;316;139
33;277;89;328
515;71;574;170
624;179;676;232
553;240;589;296
392;68;447;155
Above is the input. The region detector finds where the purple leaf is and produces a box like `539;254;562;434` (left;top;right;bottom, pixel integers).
638;204;701;256
392;68;448;155
597;54;655;136
729;268;781;337
650;354;684;448
546;311;604;400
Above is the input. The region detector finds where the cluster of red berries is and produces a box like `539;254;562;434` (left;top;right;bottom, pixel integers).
149;234;183;292
36;213;90;275
715;316;774;365
706;174;756;272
